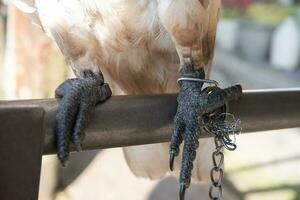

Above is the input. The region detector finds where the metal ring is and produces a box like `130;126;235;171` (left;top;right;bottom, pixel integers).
209;184;223;199
210;167;224;186
212;150;224;168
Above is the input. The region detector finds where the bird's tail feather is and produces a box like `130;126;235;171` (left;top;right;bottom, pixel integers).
123;138;215;182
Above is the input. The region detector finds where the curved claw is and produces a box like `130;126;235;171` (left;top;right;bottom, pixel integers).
169;119;184;171
173;65;242;200
55;70;111;165
179;184;186;200
169;152;175;171
74;142;83;152
61;160;69;168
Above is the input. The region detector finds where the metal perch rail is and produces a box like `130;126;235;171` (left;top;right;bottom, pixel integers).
0;88;300;200
1;88;300;154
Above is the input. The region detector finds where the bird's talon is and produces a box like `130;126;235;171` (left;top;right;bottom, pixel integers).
55;70;111;165
179;183;186;200
169;151;176;171
61;160;69;168
171;65;242;199
75;143;83;152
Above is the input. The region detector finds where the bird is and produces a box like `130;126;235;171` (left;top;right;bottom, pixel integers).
13;0;221;199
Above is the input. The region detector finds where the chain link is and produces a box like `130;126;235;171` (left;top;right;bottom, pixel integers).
206;113;241;200
209;137;224;200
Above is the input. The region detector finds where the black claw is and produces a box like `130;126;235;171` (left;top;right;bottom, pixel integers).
75;143;83;152
61;160;68;168
169;120;184;171
171;65;243;199
179;184;186;200
55;70;111;165
169;152;175;171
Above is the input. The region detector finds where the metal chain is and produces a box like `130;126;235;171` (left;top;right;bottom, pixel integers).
206;113;241;200
209;136;224;200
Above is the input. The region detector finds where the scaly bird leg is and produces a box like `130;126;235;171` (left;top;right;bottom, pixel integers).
170;65;206;200
55;70;111;166
170;65;242;200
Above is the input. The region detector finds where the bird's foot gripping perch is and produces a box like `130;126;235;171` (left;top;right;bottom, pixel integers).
169;65;242;200
55;70;111;166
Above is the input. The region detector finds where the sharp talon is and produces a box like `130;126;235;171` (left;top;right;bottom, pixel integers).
179;183;186;200
169;152;175;171
75;143;82;152
173;66;242;200
55;70;111;166
61;160;69;168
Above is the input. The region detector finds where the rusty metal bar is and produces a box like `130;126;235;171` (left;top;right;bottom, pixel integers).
0;106;45;200
0;88;300;156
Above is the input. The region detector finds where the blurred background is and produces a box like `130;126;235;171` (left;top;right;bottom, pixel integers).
1;0;300;200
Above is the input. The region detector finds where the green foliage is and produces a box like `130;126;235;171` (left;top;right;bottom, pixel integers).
221;7;242;19
246;3;293;26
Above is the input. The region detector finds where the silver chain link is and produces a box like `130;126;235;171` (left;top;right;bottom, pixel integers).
206;113;241;200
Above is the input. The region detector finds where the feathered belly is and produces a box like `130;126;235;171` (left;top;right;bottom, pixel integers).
88;0;180;94
102;46;180;95
36;0;180;94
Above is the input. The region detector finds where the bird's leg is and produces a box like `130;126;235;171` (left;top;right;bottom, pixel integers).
55;70;111;166
170;65;207;200
45;26;112;166
170;65;242;200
